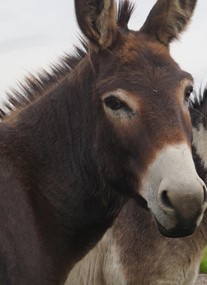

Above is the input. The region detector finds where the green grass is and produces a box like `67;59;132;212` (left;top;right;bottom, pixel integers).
200;247;207;273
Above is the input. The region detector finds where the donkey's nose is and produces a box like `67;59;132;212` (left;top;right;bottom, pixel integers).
158;177;207;223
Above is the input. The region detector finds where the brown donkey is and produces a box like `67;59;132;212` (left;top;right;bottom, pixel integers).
0;0;206;284
66;89;207;285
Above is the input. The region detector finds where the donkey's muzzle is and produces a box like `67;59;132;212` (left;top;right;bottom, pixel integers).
157;177;207;236
140;143;207;238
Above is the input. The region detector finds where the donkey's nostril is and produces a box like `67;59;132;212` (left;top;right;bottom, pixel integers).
158;177;207;221
160;190;174;210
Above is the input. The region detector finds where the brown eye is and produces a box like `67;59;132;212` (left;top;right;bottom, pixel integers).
185;85;194;99
104;96;128;111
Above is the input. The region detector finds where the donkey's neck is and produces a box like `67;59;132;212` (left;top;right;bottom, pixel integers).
0;61;125;269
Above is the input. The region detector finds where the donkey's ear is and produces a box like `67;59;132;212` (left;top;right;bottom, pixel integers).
75;0;117;50
140;0;197;45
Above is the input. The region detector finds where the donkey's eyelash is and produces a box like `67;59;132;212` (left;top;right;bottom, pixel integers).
104;96;132;112
184;97;191;108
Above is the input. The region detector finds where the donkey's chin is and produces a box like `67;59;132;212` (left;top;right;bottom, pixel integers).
154;218;197;238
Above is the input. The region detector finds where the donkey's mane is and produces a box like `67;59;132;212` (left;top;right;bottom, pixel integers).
0;42;87;119
1;0;134;119
191;87;207;110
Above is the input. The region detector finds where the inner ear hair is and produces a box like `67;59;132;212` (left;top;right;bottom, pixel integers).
140;0;197;45
75;0;118;50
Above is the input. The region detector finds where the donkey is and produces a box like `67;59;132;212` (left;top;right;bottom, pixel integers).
0;0;206;284
65;89;207;285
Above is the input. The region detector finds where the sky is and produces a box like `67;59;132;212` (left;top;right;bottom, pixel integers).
0;0;207;99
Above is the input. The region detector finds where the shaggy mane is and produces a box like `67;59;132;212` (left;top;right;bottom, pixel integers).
1;0;135;119
191;87;207;110
0;41;87;119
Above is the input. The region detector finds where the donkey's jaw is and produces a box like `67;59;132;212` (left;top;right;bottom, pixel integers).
140;143;207;238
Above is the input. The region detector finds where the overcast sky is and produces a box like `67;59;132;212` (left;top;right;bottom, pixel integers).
0;0;207;98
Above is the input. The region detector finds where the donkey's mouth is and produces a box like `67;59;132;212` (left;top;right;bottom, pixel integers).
130;191;148;210
154;218;196;238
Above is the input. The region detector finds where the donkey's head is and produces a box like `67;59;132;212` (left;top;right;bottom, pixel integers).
75;0;207;237
191;88;207;184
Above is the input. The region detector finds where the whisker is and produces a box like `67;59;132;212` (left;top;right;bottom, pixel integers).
188;105;205;118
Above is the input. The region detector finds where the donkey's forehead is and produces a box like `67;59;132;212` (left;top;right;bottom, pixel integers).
118;33;168;61
117;32;182;71
101;32;191;79
97;32;193;95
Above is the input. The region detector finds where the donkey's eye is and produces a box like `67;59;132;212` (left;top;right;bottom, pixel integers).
104;96;129;111
184;85;194;109
185;85;194;99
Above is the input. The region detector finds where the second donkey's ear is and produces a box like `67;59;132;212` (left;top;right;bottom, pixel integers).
75;0;117;50
140;0;197;45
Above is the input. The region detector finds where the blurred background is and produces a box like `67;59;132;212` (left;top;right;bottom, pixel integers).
0;0;207;99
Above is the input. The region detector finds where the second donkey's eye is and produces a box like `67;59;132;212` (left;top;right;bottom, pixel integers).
104;96;128;111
